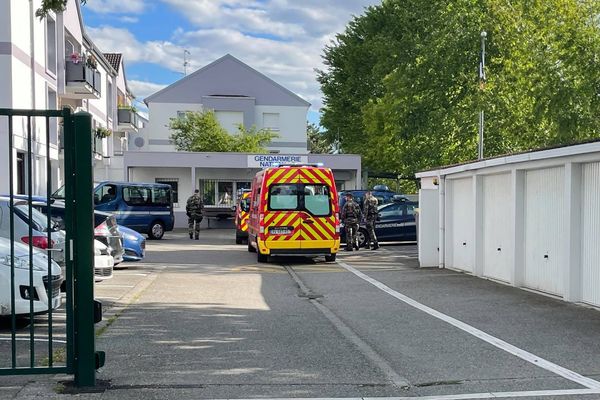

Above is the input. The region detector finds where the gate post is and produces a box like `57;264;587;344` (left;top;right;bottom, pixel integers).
65;111;96;387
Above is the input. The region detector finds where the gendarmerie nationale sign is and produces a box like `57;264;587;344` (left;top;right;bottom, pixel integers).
248;155;309;168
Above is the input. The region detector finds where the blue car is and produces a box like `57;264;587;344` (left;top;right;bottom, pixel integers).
118;225;145;262
341;198;418;248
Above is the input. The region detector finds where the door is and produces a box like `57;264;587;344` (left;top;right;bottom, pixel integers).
401;202;418;241
450;178;474;272
581;162;600;306
375;203;403;240
301;183;336;249
482;174;512;282
524;167;565;296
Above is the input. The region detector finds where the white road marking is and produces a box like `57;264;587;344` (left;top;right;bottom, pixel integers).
337;260;600;390
207;389;600;400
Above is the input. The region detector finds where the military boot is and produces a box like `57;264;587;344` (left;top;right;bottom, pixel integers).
195;234;199;240
372;242;380;250
189;232;193;239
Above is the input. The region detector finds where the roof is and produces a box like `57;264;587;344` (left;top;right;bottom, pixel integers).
144;54;310;107
104;53;122;72
416;138;600;178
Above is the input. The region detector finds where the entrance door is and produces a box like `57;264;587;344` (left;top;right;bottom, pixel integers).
581;162;600;306
482;174;512;282
449;178;474;272
524;167;565;296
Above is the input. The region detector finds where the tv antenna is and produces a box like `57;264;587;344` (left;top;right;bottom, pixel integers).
183;50;191;76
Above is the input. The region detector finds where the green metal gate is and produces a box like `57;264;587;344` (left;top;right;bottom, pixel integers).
0;108;101;386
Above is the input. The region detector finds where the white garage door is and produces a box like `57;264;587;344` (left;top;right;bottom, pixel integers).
483;173;512;282
450;178;474;272
581;162;600;307
524;167;565;296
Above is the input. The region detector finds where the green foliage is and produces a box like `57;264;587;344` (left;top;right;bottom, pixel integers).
169;111;278;153
94;126;112;139
319;0;600;179
307;122;331;154
36;0;87;18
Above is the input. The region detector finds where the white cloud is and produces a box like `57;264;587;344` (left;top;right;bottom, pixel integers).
118;16;139;24
87;0;146;14
86;1;381;113
128;80;168;100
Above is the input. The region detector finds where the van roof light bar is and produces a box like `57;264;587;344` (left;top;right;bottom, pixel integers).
271;162;324;168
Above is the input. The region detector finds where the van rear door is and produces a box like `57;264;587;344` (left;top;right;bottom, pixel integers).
263;183;301;250
300;183;337;250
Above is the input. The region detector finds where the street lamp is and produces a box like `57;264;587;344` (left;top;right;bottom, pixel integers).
478;31;487;160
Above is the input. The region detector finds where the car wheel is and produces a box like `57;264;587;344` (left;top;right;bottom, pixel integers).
325;254;336;262
257;247;268;263
357;229;368;248
236;235;243;244
148;221;165;240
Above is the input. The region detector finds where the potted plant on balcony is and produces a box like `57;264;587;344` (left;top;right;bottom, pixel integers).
86;54;98;70
95;126;112;139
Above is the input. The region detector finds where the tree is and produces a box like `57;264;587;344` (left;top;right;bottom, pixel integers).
169;111;278;153
319;0;600;181
307;122;331;154
36;0;87;18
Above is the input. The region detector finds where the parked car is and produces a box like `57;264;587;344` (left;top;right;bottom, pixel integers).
234;190;251;244
118;225;145;262
341;197;418;247
52;181;175;240
0;237;63;316
32;201;125;266
94;240;114;282
0;197;66;280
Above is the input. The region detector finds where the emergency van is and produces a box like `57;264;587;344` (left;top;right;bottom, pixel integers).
234;190;251;244
247;164;340;262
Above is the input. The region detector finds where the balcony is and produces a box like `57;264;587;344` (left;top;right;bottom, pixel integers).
117;108;139;131
64;61;101;99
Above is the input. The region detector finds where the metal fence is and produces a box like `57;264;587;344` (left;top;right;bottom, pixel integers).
0;108;100;386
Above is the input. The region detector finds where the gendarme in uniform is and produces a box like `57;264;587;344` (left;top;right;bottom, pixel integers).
341;193;362;251
186;190;204;240
363;191;379;250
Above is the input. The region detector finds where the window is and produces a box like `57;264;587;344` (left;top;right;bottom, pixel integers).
151;187;171;206
199;180;216;206
107;81;113;117
404;204;416;216
47;86;58;144
94;184;117;205
240;198;250;212
46;16;57;75
218;182;233;206
214;111;243;133
16;152;25;195
177;111;188;120
378;203;402;219
263;113;280;131
304;185;331;216
269;184;298;210
268;183;331;216
156;179;178;204
123;186;151;206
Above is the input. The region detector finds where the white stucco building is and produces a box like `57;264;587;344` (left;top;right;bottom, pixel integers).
124;54;361;227
416;141;600;308
0;0;138;195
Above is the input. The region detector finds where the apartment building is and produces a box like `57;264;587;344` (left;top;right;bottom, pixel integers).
0;0;138;195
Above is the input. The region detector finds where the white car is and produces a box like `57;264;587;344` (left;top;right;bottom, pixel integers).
94;240;114;282
0;237;63;316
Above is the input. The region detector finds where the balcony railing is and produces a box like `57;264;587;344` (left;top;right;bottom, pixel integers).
64;61;101;99
117;108;139;131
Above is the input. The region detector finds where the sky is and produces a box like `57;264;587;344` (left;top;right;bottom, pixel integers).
82;0;381;125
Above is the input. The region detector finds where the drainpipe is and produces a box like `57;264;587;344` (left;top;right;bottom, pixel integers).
29;0;37;193
438;174;445;269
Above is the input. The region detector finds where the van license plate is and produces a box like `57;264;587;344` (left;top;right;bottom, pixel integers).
270;227;292;235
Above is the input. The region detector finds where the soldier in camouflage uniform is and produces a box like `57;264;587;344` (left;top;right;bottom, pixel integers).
186;189;204;240
341;193;362;251
363;191;380;250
